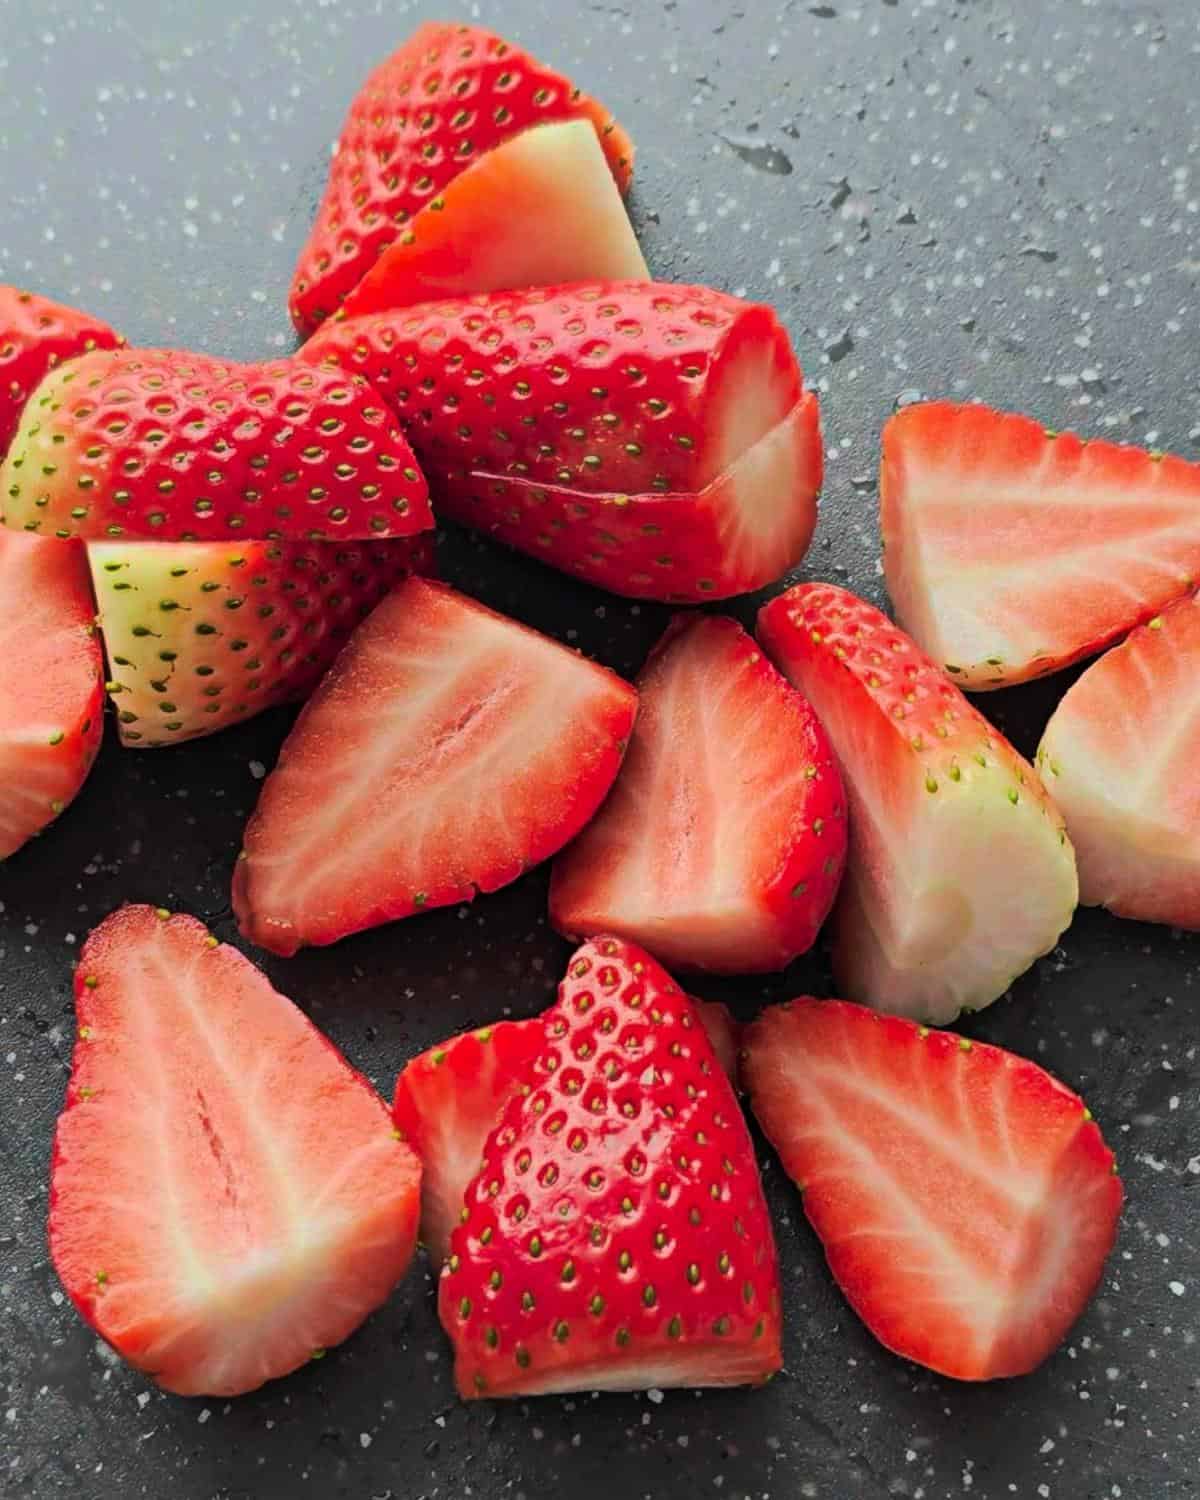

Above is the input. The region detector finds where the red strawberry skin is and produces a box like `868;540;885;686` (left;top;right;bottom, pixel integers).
49;906;422;1397
744;999;1122;1381
1;348;432;542
290;21;634;334
551;614;847;972
0;531;103;856
234;578;639;955
301;282;822;602
439;937;782;1399
0;284;122;456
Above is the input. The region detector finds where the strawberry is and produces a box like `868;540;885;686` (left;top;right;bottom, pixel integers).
0;531;103;856
90;533;434;747
1;347;433;542
49;905;422;1397
438;937;781;1398
757;583;1078;1023
881;400;1200;689
1;284;122;456
233;578;638;956
1037;591;1200;928
337;119;647;321
550;615;846;973
743;998;1122;1381
300;281;822;602
393;1000;741;1269
289;21;634;334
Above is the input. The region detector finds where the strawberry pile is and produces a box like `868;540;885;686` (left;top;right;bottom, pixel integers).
12;12;1179;1410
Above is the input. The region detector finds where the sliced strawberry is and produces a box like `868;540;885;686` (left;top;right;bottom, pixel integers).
0;531;103;856
439;937;781;1398
49;906;421;1397
290;21;634;334
551;615;846;972
301;281;822;602
338;120;646;320
233;578;638;955
881;401;1200;689
743;998;1122;1381
1;348;432;542
757;583;1078;1023
1037;592;1200;927
90;534;434;747
393;999;741;1269
0;284;122;456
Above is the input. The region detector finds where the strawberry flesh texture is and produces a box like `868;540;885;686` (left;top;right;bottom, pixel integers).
301;281;821;602
551;614;847;972
881;401;1200;689
290;21;634;335
0;531;103;856
744;998;1122;1381
49;906;421;1397
233;578;639;955
1038;591;1200;928
2;348;432;542
439;937;781;1399
90;533;435;747
757;583;1078;1023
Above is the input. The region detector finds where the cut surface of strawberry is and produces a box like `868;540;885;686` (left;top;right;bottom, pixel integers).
1;349;432;542
551;614;846;972
338;120;646;320
90;534;435;747
290;21;634;334
881;401;1200;688
743;998;1122;1381
439;937;781;1398
234;578;638;955
0;531;103;856
757;583;1078;1023
49;906;421;1397
301;281;821;601
0;284;122;456
1037;592;1200;928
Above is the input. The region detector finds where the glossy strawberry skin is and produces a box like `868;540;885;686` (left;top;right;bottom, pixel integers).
1;348;433;542
290;22;634;334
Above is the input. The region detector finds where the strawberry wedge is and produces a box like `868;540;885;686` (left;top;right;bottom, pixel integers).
301;282;822;602
757;583;1078;1023
234;578;638;955
49;906;421;1397
744;999;1122;1381
1038;592;1200;928
290;21;634;334
881;401;1200;688
551;615;847;972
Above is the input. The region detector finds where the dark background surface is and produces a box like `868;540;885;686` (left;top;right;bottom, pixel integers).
1;0;1198;1496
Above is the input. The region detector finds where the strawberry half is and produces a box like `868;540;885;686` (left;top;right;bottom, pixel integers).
1038;591;1200;928
90;534;434;747
393;1000;741;1269
301;281;822;602
290;21;634;334
743;998;1122;1381
234;578;638;956
1;284;122;456
881;401;1200;689
439;937;781;1398
550;615;847;972
49;906;421;1397
0;531;103;856
338;119;647;321
757;583;1078;1023
1;348;432;542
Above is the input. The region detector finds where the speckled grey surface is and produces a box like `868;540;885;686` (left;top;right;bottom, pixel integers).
1;0;1198;1496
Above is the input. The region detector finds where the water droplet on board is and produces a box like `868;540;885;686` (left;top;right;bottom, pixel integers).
894;388;923;411
825;328;855;363
719;133;794;176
